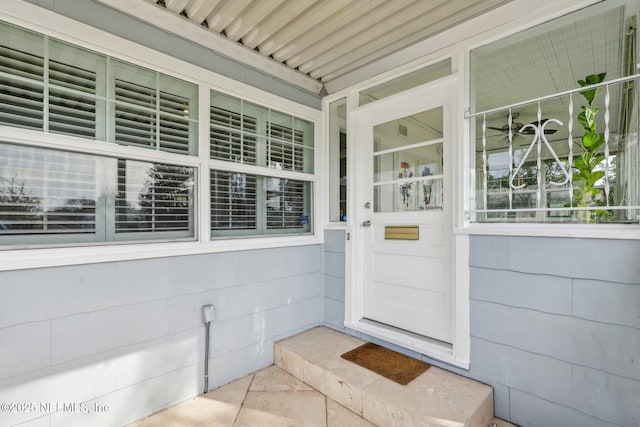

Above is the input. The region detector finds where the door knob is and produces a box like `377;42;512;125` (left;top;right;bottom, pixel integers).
364;202;371;209
361;220;371;227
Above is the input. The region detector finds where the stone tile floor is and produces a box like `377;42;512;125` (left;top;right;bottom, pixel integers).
127;365;374;427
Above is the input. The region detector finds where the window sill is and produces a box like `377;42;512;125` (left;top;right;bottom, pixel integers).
456;223;640;240
0;235;323;272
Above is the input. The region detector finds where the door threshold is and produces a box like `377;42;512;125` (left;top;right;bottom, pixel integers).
345;318;468;369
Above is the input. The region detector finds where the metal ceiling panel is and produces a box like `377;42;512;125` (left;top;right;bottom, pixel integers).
107;0;513;93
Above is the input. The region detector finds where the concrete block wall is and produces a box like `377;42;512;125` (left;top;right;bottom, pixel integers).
321;231;640;426
0;245;322;426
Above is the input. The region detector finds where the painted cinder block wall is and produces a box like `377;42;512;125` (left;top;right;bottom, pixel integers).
0;246;322;426
322;229;640;426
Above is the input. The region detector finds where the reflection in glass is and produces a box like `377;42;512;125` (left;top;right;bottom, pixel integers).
211;170;312;237
360;59;451;106
372;106;444;213
116;160;194;233
374;178;443;212
329;98;347;222
373;107;443;152
374;143;443;183
0;143;195;245
0;144;97;234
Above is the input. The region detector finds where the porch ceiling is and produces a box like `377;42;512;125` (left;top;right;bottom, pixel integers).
96;0;512;94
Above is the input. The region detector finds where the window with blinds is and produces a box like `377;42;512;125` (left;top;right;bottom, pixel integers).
0;142;195;246
210;170;257;232
114;79;195;155
0;44;45;131
210;170;310;237
265;178;309;232
0;143;97;238
0;21;198;248
116;160;194;234
0;21;198;155
210;106;257;164
268;122;304;172
209;90;314;238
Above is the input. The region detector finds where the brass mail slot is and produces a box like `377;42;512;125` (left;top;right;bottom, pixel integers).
384;225;419;240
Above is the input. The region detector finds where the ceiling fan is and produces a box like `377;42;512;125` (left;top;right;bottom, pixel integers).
487;112;558;136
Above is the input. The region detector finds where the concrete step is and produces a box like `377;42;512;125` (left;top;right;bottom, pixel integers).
275;326;495;427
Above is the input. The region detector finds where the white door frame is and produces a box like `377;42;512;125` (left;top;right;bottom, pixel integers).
344;75;470;369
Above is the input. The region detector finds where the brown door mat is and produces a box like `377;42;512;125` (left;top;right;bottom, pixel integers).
341;342;430;385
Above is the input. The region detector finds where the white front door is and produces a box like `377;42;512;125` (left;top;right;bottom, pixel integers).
354;82;454;344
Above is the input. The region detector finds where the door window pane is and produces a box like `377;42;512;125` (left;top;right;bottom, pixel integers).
373;107;444;212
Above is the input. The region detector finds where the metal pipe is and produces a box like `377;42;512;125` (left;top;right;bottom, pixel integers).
202;304;215;394
203;321;210;394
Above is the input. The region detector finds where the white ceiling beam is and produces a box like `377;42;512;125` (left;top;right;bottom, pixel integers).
286;0;416;71
206;0;252;33
316;0;502;81
95;0;323;94
257;0;353;57
271;0;387;63
242;0;316;49
185;0;221;24
224;0;286;42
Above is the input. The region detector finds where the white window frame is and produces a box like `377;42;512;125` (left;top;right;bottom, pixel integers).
0;1;322;272
463;0;640;233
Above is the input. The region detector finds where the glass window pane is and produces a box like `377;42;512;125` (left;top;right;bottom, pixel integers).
211;91;259;164
49;39;106;97
374;108;443;152
374;178;443;212
0;142;196;248
265;177;311;233
359;59;451;106
210;170;257;234
211;170;312;238
115;160;195;237
0;143;99;245
469;1;640;223
374;144;443;183
210;90;314;174
0;22;45;132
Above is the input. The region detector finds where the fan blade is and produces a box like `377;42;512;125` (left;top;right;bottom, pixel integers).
519;119;558;135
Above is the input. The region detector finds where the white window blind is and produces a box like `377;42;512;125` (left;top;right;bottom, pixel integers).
48;59;98;139
210;106;257;164
0;27;45;131
268;122;304;172
114;79;194;155
210;170;257;232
